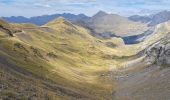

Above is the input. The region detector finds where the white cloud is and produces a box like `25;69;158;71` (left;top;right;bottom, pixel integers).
1;0;170;17
34;3;51;8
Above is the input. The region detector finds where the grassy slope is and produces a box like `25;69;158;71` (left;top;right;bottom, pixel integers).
1;16;169;100
0;18;117;100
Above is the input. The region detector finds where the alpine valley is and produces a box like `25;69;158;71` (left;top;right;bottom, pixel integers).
0;10;170;100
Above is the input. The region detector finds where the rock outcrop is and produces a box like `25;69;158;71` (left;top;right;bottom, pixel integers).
146;33;170;67
0;19;14;37
105;37;125;48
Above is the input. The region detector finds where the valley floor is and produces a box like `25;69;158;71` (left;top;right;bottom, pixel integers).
1;56;170;100
111;56;170;100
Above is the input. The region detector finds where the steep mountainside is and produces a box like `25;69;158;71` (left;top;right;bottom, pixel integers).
0;18;118;100
146;32;170;66
119;18;170;45
87;11;148;37
111;26;170;100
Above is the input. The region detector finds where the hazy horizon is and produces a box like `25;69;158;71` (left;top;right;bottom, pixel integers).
1;0;170;17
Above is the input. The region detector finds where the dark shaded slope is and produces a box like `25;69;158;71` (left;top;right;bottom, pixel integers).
122;30;154;44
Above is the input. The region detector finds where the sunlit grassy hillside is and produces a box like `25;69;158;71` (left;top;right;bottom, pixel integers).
0;18;121;100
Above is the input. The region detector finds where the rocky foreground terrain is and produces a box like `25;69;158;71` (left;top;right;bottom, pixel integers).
111;32;170;100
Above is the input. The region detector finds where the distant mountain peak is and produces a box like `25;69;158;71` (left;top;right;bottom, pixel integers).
49;16;72;24
55;17;66;23
98;10;107;14
45;16;77;29
93;10;108;17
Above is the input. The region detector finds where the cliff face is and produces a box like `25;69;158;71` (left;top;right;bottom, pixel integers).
146;33;170;67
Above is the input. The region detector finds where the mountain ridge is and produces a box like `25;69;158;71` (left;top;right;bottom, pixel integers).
129;10;170;26
1;10;170;100
2;13;90;26
0;18;117;100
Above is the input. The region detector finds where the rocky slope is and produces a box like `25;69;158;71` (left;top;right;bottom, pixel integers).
111;31;170;100
146;32;170;67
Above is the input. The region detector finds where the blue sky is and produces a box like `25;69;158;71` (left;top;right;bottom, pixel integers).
0;0;170;17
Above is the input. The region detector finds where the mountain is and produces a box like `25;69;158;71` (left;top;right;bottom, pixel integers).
1;11;170;100
2;16;30;23
4;10;170;38
149;10;170;26
2;13;90;26
2;11;150;38
126;11;170;44
86;11;148;37
92;10;108;18
128;15;151;23
0;18;118;99
114;35;170;100
2;11;149;37
111;21;170;100
146;32;170;67
129;10;170;26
